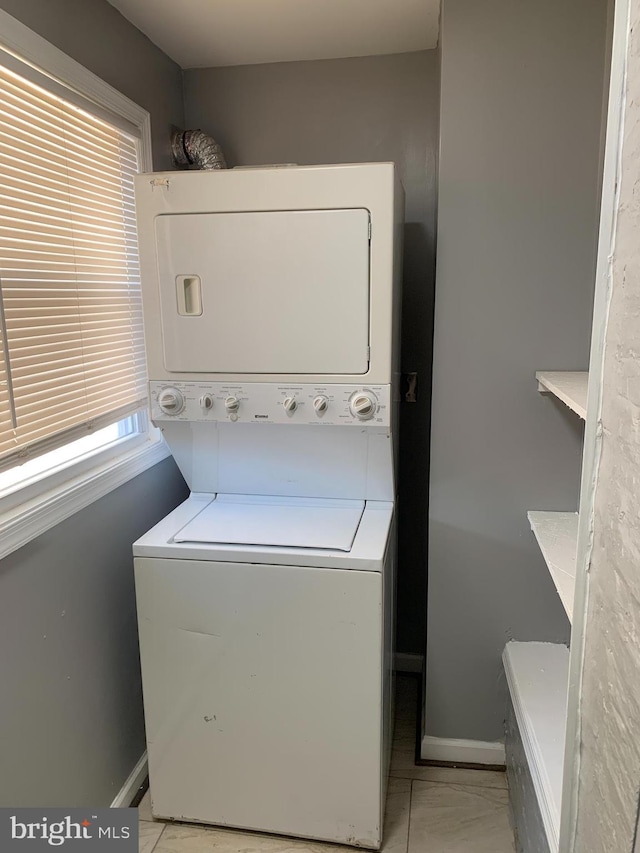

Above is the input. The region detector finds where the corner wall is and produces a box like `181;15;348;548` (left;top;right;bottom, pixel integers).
427;0;609;740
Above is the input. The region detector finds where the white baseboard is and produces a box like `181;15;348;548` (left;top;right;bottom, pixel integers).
394;653;424;673
421;736;506;766
110;752;148;808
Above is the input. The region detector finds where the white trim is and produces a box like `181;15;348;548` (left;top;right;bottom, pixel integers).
394;653;424;673
0;8;152;169
111;752;148;809
420;736;506;766
0;438;170;561
0;9;161;559
0;418;147;511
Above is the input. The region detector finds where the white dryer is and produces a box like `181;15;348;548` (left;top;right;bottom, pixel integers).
132;163;404;849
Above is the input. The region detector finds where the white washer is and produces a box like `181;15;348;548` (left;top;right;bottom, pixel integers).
132;164;404;849
133;494;394;847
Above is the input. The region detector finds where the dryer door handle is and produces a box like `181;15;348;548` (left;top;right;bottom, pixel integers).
176;275;203;316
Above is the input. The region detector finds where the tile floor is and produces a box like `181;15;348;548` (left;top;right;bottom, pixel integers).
138;676;515;853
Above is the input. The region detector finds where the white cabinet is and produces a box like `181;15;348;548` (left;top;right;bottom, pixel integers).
135;556;384;846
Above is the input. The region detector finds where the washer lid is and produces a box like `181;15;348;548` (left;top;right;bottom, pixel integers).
173;494;365;552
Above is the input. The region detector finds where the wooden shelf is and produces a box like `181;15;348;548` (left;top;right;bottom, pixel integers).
528;511;578;622
536;371;588;419
503;642;569;853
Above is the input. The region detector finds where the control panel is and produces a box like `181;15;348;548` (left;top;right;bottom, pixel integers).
149;382;391;427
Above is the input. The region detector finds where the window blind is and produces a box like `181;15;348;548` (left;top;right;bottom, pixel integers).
0;59;147;471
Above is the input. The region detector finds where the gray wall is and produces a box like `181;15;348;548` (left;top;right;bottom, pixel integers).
0;459;188;806
427;0;609;741
184;50;440;655
0;0;185;168
0;0;188;804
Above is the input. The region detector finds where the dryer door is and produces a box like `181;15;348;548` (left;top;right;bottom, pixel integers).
155;209;370;374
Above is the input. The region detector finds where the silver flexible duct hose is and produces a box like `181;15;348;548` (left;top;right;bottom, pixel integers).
171;128;227;170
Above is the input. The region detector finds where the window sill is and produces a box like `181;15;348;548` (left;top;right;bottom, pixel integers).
0;435;170;561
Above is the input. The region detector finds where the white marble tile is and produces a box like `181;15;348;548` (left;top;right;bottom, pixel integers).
139;821;165;853
391;764;508;789
382;776;411;853
139;790;163;823
152;824;359;853
408;781;514;853
388;776;412;795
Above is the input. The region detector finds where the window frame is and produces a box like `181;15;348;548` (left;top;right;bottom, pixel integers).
0;9;168;561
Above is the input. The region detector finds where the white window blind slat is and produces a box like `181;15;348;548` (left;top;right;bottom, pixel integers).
0;197;137;226
0;104;138;162
0;152;137;202
0;168;138;217
3;122;138;172
0;101;139;167
0;241;140;263
5;292;142;303
11;334;144;362
0;117;138;184
0;48;141;138
0;79;139;161
0;173;137;217
0;138;137;187
11;351;146;383
0;257;139;273
0;209;138;243
0;189;138;228
0;124;138;178
2;278;141;290
0;51;146;472
0;150;137;197
0;126;138;172
14;381;146;420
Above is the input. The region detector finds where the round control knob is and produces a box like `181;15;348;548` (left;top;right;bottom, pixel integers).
313;395;329;415
349;391;377;421
157;386;185;415
283;396;297;413
200;393;214;411
225;395;240;413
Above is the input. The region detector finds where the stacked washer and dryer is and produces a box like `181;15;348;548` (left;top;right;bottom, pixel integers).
133;163;404;849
